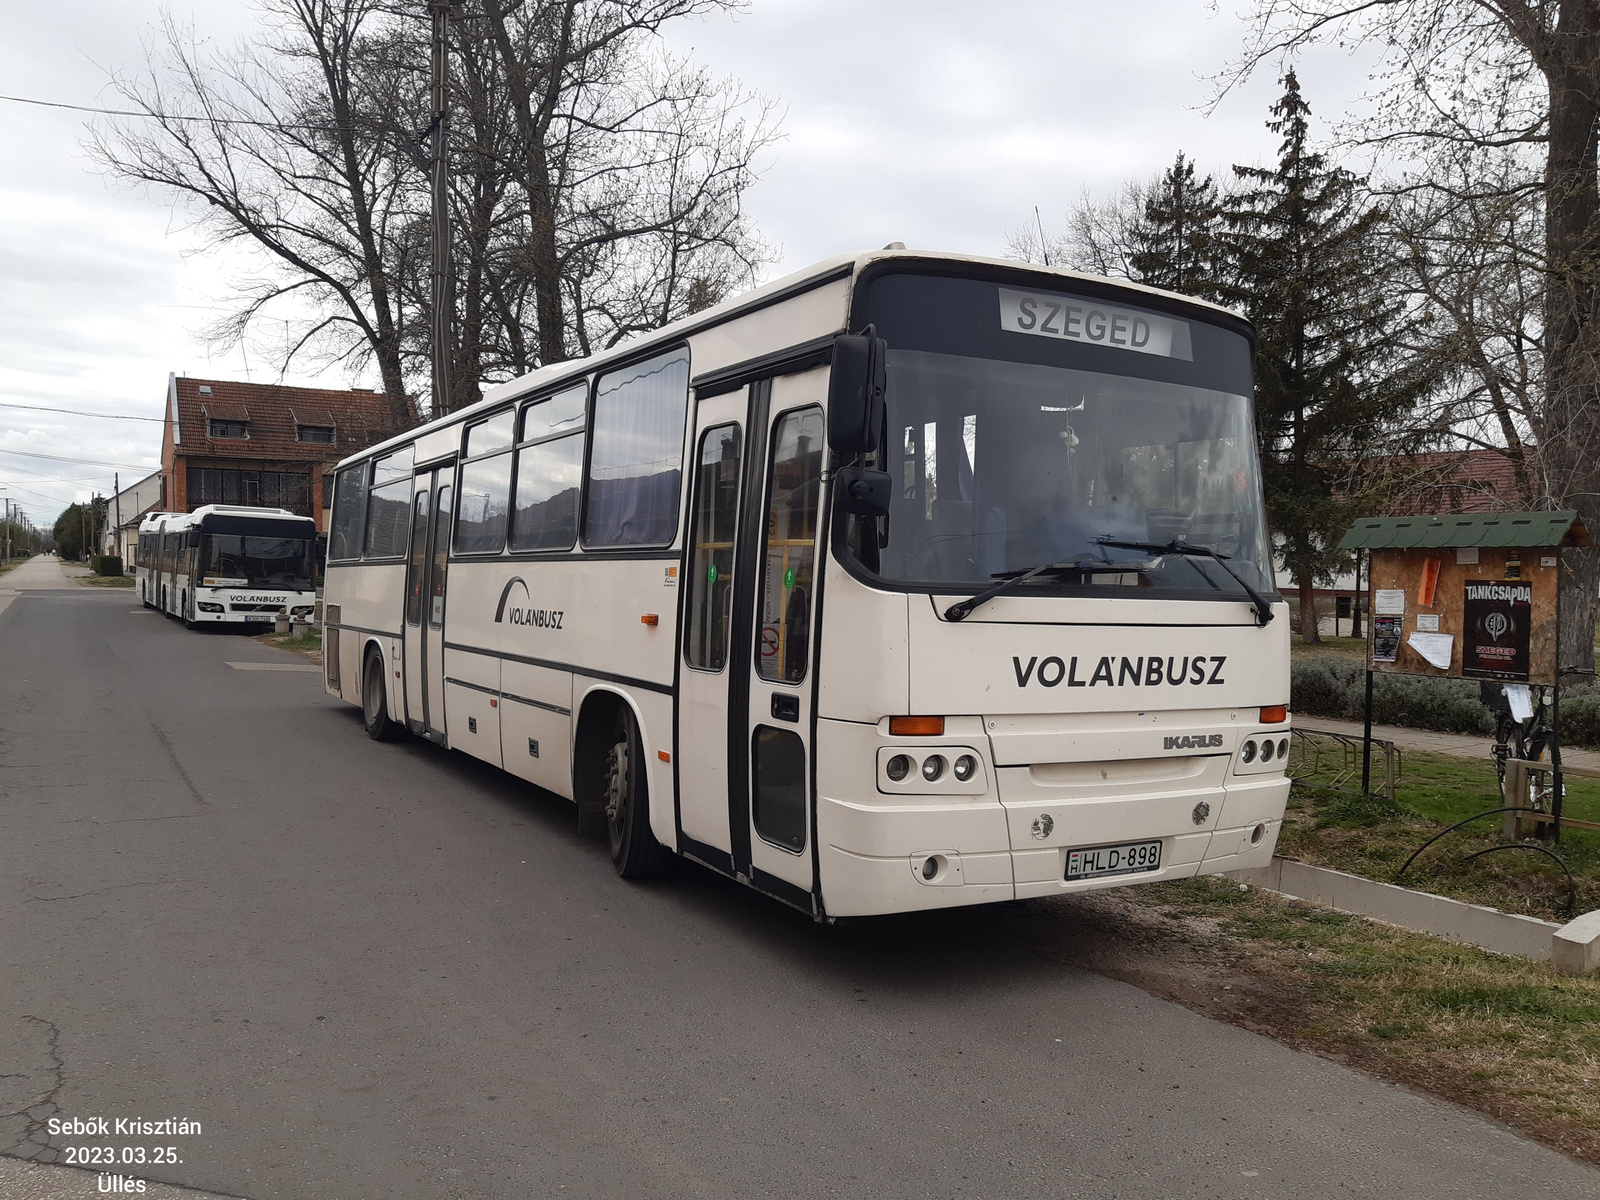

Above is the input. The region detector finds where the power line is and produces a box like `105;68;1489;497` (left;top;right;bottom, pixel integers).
0;401;163;423
0;447;156;470
0;92;335;132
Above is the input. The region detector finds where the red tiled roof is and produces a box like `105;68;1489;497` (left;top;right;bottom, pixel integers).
169;376;399;462
1369;448;1539;516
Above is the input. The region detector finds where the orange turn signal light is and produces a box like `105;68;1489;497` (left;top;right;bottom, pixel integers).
658;750;671;763
1260;704;1288;724
889;716;945;737
641;613;659;626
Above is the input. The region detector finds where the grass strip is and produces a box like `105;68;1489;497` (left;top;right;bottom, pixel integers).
1018;876;1600;1164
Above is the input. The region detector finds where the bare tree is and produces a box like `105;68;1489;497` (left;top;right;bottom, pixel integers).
90;0;776;420
476;0;776;370
1008;179;1150;278
1224;0;1600;666
90;1;421;427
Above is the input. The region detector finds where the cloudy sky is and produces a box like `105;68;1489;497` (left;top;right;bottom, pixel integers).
0;0;1375;526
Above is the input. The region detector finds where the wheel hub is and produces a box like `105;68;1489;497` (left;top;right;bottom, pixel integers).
604;738;629;827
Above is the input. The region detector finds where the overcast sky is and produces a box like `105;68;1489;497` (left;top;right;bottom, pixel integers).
0;0;1376;525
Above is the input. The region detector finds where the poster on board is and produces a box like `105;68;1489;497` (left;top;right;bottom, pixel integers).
1461;581;1532;680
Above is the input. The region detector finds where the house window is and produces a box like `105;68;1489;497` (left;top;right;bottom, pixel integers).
209;419;249;439
296;424;335;444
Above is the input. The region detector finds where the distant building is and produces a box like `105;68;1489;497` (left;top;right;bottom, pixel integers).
101;470;164;564
158;374;399;533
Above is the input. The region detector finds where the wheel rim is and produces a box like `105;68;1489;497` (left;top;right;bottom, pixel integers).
604;733;630;851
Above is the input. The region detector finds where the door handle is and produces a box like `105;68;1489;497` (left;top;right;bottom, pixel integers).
770;692;800;723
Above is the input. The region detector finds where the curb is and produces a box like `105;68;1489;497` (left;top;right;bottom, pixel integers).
1227;857;1596;970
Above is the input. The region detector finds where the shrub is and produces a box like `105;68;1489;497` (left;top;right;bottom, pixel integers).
94;555;123;576
1290;656;1494;736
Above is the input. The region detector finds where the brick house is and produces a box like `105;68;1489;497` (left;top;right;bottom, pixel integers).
159;374;399;532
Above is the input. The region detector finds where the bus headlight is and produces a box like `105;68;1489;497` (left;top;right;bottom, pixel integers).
197;602;224;613
921;754;946;782
291;606;315;617
885;754;912;782
953;754;977;782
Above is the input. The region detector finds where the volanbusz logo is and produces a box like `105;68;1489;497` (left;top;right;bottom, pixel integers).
494;577;564;630
1012;654;1226;688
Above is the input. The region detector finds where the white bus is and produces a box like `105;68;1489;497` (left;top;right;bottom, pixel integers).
323;250;1291;919
137;505;318;628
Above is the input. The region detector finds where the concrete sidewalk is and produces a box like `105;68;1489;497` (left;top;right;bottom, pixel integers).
1297;713;1600;771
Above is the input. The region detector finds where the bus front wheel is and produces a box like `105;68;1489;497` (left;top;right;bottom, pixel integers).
604;707;672;879
362;650;399;742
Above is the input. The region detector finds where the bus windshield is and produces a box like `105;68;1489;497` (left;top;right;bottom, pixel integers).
199;534;314;589
854;348;1274;595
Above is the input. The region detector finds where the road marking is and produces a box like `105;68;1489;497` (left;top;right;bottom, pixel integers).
226;661;320;672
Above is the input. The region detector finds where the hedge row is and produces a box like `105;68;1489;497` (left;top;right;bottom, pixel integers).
1290;655;1600;748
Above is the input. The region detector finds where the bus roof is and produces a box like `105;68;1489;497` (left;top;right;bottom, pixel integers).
139;507;316;534
333;248;1253;473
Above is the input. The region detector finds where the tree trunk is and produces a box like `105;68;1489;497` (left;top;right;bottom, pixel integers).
1540;2;1600;673
1297;567;1322;642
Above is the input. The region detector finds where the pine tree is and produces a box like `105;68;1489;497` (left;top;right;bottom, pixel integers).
1222;72;1432;642
1130;152;1222;299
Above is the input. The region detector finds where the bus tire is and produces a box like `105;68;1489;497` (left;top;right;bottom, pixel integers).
362;648;399;742
604;706;672;879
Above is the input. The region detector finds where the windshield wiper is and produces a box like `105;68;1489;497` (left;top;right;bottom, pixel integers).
1094;538;1276;627
943;556;1156;622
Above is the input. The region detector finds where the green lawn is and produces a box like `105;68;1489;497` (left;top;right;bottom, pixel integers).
1290;634;1368;662
1284;748;1600;920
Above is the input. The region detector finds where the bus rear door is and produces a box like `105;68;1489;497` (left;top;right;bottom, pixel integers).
403;465;453;740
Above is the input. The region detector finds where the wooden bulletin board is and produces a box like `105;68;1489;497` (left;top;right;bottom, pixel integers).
1366;546;1559;684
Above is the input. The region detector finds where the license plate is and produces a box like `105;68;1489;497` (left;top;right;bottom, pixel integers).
1066;839;1162;881
244;614;273;622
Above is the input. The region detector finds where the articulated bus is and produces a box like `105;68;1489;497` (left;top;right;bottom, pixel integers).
137;505;318;628
323;250;1291;919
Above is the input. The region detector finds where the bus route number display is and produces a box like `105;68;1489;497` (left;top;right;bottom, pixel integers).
1461;581;1532;681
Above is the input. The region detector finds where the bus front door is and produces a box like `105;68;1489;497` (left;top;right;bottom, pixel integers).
737;375;826;901
403;466;453;740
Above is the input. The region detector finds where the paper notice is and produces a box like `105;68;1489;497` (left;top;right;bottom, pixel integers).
1407;632;1455;670
1416;614;1440;632
1375;589;1406;616
1503;683;1534;722
1457;547;1479;564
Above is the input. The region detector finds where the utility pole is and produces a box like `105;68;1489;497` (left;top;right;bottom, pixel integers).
430;0;453;420
114;473;122;565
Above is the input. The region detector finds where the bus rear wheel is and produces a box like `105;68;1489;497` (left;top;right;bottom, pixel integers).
603;707;672;878
362;650;399;742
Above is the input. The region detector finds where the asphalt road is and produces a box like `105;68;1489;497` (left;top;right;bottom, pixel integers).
2;557;1596;1199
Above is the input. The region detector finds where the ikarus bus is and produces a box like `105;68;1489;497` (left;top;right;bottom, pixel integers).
322;250;1291;919
137;505;318;628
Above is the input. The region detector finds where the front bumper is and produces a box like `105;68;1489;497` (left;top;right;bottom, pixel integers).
816;716;1290;917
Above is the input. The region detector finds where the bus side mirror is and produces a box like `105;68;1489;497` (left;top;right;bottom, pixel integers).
834;466;891;518
827;330;886;455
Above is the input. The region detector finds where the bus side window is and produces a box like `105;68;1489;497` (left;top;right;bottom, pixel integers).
684;423;741;671
329;464;368;561
509;384;586;553
583;348;690;548
364;447;414;558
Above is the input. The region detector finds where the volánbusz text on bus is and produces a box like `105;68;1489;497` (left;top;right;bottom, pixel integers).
321;249;1291;919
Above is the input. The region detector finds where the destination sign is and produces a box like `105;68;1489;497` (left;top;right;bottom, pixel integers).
997;287;1193;360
